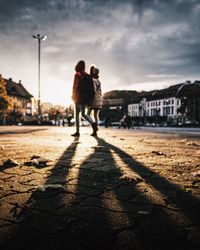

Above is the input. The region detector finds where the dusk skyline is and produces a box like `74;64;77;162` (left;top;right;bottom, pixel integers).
0;0;199;105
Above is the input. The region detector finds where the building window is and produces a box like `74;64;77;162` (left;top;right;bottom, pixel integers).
171;106;174;115
167;106;170;115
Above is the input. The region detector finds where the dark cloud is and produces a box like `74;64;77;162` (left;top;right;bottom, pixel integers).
0;0;199;104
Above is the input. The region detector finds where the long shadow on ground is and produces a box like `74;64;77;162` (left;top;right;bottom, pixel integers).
1;136;200;250
0;128;47;135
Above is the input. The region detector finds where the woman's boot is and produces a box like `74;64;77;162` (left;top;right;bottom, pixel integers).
91;122;98;136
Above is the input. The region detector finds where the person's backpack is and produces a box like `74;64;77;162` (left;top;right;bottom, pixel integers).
78;73;95;105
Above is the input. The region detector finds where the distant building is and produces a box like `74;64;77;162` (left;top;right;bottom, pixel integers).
41;102;54;113
5;77;34;116
0;75;34;124
101;90;138;121
128;81;200;125
101;81;200;126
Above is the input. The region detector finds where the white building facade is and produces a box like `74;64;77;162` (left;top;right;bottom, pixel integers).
128;86;184;125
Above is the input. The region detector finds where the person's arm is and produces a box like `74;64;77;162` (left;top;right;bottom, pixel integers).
72;73;79;101
99;80;102;95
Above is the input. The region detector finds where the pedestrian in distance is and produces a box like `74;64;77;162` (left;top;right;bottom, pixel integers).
62;119;65;127
71;60;98;137
104;115;110;128
67;113;73;127
87;66;103;136
122;114;132;129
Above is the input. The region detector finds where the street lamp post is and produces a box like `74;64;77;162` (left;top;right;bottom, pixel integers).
32;34;46;116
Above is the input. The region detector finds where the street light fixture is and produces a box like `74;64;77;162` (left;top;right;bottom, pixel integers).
32;34;47;116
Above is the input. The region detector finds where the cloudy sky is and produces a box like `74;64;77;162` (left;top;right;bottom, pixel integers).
0;0;200;105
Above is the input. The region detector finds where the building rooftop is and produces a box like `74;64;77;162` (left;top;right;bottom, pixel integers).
4;78;33;99
103;80;200;105
141;81;200;101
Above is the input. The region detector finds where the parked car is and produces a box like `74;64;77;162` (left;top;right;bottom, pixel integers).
98;120;105;126
185;120;199;127
110;121;120;127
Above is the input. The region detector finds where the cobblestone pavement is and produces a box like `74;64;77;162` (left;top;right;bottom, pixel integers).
0;126;200;250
